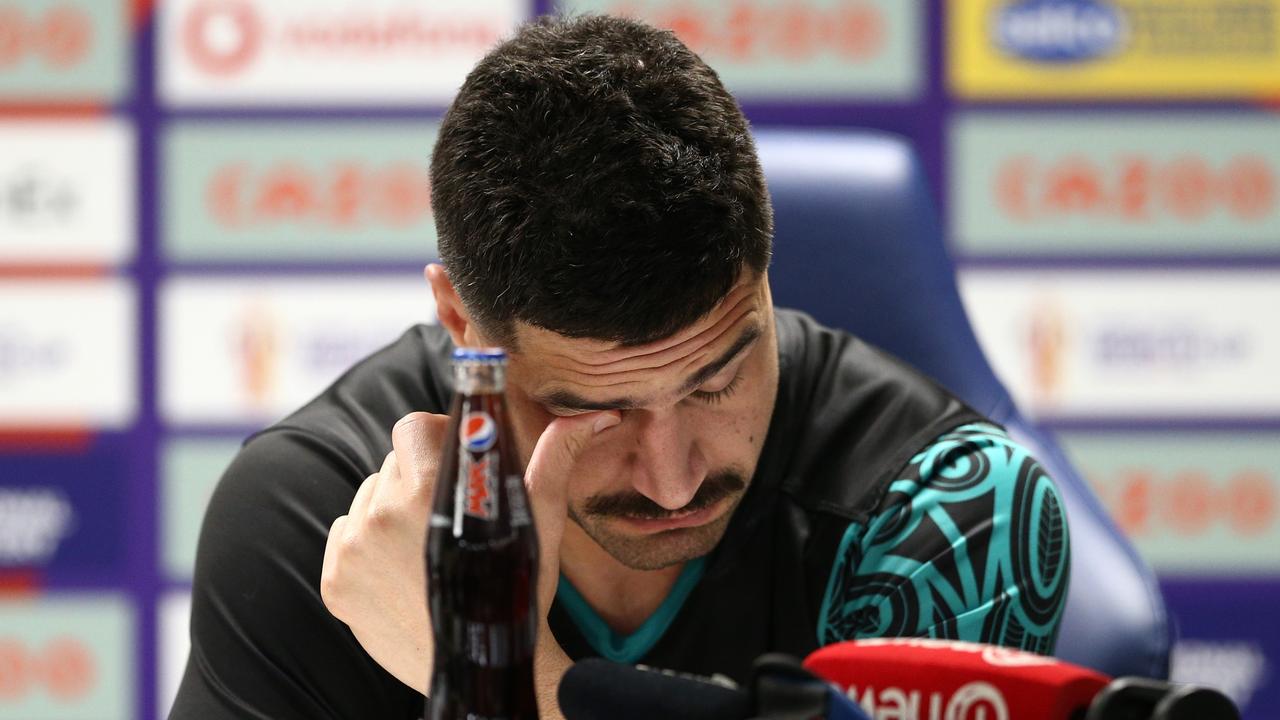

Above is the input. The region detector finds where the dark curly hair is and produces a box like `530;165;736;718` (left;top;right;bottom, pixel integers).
430;14;773;347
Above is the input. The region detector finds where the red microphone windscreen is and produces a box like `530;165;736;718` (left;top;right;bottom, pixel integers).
804;639;1110;720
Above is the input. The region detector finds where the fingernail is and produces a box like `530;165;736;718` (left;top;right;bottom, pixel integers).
593;412;621;434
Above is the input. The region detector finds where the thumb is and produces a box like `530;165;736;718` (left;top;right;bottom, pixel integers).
391;411;450;497
524;411;621;512
524;410;620;613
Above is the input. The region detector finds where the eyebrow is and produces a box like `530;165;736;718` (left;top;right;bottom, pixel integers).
537;323;763;413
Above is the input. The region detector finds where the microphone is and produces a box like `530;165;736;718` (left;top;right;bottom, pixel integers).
558;658;751;720
559;655;872;720
751;653;872;720
1086;676;1240;720
803;638;1111;720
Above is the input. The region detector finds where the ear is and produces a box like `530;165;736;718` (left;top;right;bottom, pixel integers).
425;264;481;347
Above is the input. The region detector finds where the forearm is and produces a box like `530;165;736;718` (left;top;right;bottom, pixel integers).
535;623;572;720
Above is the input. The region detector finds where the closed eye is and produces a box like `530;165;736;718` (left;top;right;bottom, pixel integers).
690;373;743;404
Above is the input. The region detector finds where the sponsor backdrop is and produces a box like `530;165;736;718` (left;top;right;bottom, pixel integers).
1;1;1277;718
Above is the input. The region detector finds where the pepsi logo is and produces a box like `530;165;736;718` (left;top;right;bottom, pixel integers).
994;0;1127;63
461;411;496;453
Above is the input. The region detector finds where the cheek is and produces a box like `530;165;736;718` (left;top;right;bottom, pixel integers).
566;441;627;503
708;371;774;445
693;379;775;472
692;405;764;462
573;440;627;489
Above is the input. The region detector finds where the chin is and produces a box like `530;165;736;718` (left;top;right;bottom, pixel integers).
595;511;733;571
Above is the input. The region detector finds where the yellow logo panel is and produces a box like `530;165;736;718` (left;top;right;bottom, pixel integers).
949;0;1280;98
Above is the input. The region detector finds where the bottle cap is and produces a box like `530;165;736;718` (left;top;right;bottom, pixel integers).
452;347;507;363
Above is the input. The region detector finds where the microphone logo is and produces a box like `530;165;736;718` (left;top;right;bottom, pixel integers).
847;680;1009;720
980;645;1057;668
946;682;1008;720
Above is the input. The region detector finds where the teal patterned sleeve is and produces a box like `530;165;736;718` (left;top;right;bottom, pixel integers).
818;423;1070;655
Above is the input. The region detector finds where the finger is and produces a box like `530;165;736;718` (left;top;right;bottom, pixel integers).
348;472;378;521
391;412;450;496
524;411;620;613
368;450;402;517
379;450;397;478
524;411;621;554
325;514;348;551
321;514;349;611
524;411;621;511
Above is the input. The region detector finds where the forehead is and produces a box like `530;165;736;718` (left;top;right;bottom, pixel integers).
506;280;766;405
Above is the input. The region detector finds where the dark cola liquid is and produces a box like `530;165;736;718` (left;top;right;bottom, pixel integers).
426;387;539;720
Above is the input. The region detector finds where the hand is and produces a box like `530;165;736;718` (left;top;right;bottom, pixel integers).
321;411;448;694
522;411;621;719
320;409;621;699
522;411;622;621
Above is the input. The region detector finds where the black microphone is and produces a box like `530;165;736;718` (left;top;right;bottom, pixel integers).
558;655;870;720
1086;677;1240;720
558;658;751;720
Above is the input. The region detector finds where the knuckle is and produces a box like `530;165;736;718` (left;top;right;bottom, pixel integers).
367;501;400;529
394;411;434;431
319;567;345;614
338;522;366;553
393;412;435;444
380;450;398;477
394;412;450;450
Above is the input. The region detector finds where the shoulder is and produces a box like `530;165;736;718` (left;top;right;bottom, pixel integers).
775;308;953;397
818;422;1070;654
257;323;455;477
770;309;984;519
891;422;1056;503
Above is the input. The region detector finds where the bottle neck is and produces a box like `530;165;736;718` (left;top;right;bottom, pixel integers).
453;362;506;395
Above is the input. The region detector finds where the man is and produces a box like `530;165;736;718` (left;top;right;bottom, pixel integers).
170;14;1070;720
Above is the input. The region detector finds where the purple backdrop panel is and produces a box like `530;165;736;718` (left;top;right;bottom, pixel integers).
1164;579;1280;720
0;437;135;588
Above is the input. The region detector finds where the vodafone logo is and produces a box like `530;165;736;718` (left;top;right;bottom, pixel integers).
0;3;92;69
182;0;262;76
0;636;95;702
163;0;523;104
177;0;504;77
848;681;1009;720
996;154;1275;223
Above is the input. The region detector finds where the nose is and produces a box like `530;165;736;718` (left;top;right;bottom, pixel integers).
625;406;706;511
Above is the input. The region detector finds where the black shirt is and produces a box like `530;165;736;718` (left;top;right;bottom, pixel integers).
169;310;1069;719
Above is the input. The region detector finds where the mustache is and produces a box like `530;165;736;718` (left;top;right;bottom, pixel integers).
581;471;747;520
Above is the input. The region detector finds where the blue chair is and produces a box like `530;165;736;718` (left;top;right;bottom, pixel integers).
755;128;1172;679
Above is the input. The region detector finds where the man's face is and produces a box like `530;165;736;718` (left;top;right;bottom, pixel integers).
501;276;779;571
